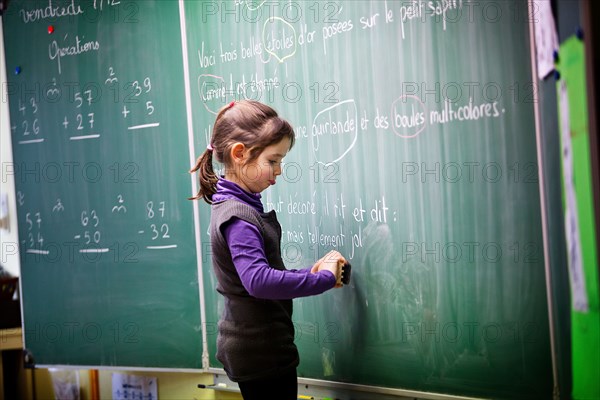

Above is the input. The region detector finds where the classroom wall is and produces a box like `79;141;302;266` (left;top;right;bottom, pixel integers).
0;16;21;277
97;371;239;400
30;368;241;400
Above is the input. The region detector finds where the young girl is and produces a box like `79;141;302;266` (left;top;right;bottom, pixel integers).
190;100;347;400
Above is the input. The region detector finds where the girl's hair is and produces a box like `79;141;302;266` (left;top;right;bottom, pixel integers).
189;100;295;204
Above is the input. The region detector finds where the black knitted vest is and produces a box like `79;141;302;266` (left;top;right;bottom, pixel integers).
210;199;298;382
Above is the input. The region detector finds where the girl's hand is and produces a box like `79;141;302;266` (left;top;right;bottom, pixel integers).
310;253;328;273
311;250;346;287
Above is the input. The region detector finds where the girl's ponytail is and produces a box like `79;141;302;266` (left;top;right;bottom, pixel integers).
189;147;218;204
189;103;232;203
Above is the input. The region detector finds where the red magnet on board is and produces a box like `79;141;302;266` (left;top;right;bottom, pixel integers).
48;25;54;34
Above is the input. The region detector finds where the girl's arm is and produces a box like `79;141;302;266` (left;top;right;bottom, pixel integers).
289;267;312;274
222;218;336;299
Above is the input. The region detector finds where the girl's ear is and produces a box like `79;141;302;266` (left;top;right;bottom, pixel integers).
230;142;246;163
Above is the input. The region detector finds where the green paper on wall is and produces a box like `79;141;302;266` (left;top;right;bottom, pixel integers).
556;35;600;400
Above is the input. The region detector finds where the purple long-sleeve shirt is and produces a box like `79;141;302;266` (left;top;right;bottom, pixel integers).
213;177;336;300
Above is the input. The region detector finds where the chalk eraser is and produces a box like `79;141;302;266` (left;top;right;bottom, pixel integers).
341;262;351;285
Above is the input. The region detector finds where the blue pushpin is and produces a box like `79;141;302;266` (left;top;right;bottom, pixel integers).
14;66;21;75
553;49;559;63
554;70;561;80
576;27;584;40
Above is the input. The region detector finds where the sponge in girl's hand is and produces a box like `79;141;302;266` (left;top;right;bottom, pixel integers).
341;262;351;285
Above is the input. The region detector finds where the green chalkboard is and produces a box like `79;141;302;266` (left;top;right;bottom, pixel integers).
183;0;552;398
3;0;202;368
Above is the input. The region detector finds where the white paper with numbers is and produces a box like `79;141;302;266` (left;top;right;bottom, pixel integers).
112;373;158;400
533;0;559;79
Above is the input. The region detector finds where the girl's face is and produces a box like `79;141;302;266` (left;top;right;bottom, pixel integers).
234;137;291;194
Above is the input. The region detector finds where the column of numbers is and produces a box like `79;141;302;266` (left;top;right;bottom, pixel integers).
63;87;99;141
14;97;43;145
141;201;175;250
